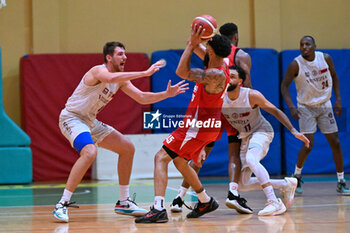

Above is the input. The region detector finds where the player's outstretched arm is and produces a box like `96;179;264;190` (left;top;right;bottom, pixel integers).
120;80;189;105
90;60;165;84
249;90;310;148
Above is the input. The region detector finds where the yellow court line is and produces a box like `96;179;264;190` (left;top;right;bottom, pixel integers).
0;182;154;190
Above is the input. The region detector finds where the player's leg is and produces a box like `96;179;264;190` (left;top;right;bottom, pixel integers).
170;142;214;212
244;133;286;216
324;132;350;194
97;129;148;216
172;155;219;218
225;136;253;214
293;104;317;194
53;116;95;222
135;147;172;223
318;101;350;194
293;133;314;194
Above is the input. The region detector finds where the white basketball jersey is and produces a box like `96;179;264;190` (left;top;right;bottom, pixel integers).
64;64;120;124
221;87;272;139
294;51;332;106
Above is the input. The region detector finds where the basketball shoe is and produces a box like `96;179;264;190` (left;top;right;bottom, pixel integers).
53;201;79;222
225;191;253;214
134;207;168;223
337;179;350;195
280;177;297;209
114;198;148;216
258;198;286;216
170;196;183;212
292;174;303;194
187;197;219;218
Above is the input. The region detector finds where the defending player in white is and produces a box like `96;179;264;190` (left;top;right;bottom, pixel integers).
222;65;310;216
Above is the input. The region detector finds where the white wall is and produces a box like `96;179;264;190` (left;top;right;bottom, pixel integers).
92;134;182;180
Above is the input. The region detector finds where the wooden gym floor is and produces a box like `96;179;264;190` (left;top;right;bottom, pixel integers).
0;175;349;233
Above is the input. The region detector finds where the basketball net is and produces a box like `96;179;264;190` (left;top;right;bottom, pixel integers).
0;0;6;9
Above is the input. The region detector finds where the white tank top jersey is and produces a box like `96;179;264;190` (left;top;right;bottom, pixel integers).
64;64;120;124
221;87;273;139
294;51;332;106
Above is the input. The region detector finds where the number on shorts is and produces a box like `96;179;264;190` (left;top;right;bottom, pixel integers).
166;135;175;144
321;80;329;89
244;123;251;132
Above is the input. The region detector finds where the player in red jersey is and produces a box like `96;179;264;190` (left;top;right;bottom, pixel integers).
170;23;254;214
135;25;232;223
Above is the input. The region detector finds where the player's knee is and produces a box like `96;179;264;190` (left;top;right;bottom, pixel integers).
124;139;135;156
80;144;97;161
304;143;314;153
245;153;257;168
74;132;95;154
154;149;171;165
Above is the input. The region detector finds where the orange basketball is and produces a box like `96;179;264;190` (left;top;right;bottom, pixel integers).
191;14;218;39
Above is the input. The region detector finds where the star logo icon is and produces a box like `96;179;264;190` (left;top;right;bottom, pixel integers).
150;109;162;122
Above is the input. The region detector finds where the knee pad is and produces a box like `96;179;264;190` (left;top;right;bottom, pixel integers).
73;132;94;154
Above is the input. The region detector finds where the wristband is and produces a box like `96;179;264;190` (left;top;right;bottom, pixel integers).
291;128;298;136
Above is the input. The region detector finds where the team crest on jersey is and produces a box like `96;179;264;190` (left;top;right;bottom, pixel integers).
231;113;239;119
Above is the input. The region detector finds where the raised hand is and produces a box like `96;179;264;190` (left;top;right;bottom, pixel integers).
145;60;166;76
293;130;310;148
290;107;300;119
166;80;189;97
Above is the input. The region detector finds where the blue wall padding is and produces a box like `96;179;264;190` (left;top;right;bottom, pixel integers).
281;49;350;174
151;49;281;176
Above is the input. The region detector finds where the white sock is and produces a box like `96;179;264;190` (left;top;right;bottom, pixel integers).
229;182;239;196
197;190;210;203
119;185;129;202
177;186;188;200
263;185;277;202
294;166;302;175
337;172;344;182
59;189;73;203
154;196;165;210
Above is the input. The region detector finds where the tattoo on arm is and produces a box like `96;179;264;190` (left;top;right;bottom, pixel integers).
187;68;225;93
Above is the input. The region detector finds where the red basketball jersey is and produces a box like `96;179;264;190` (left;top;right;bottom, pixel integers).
225;45;240;66
173;65;230;142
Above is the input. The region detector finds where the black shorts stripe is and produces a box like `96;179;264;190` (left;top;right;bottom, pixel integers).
162;145;179;159
228;134;241;143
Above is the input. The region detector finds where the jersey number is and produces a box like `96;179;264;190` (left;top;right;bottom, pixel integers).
321;80;329;89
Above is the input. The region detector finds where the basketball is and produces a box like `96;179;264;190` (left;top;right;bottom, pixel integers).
191;14;217;39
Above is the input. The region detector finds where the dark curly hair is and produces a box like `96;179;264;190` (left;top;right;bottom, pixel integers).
229;65;246;83
219;23;238;41
207;35;231;58
103;41;125;63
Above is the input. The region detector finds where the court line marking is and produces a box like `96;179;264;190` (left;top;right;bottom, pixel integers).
0;189;91;198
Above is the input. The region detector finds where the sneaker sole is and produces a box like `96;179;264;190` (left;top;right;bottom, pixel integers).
53;211;68;222
170;204;182;213
135;219;169;223
284;178;297;209
170;207;182;213
115;209;148;217
225;199;253;214
258;204;286;216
